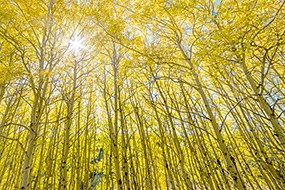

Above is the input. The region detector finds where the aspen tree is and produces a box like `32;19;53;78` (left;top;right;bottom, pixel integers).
176;35;246;190
59;58;78;189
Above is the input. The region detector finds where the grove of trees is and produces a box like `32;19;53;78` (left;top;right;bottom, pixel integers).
0;0;284;189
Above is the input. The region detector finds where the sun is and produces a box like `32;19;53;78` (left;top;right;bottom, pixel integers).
69;37;85;55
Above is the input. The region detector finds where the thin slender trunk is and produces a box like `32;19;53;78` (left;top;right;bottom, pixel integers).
240;54;285;150
178;44;246;189
60;60;77;189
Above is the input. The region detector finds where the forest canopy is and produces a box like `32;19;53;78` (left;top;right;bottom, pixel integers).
0;0;284;189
